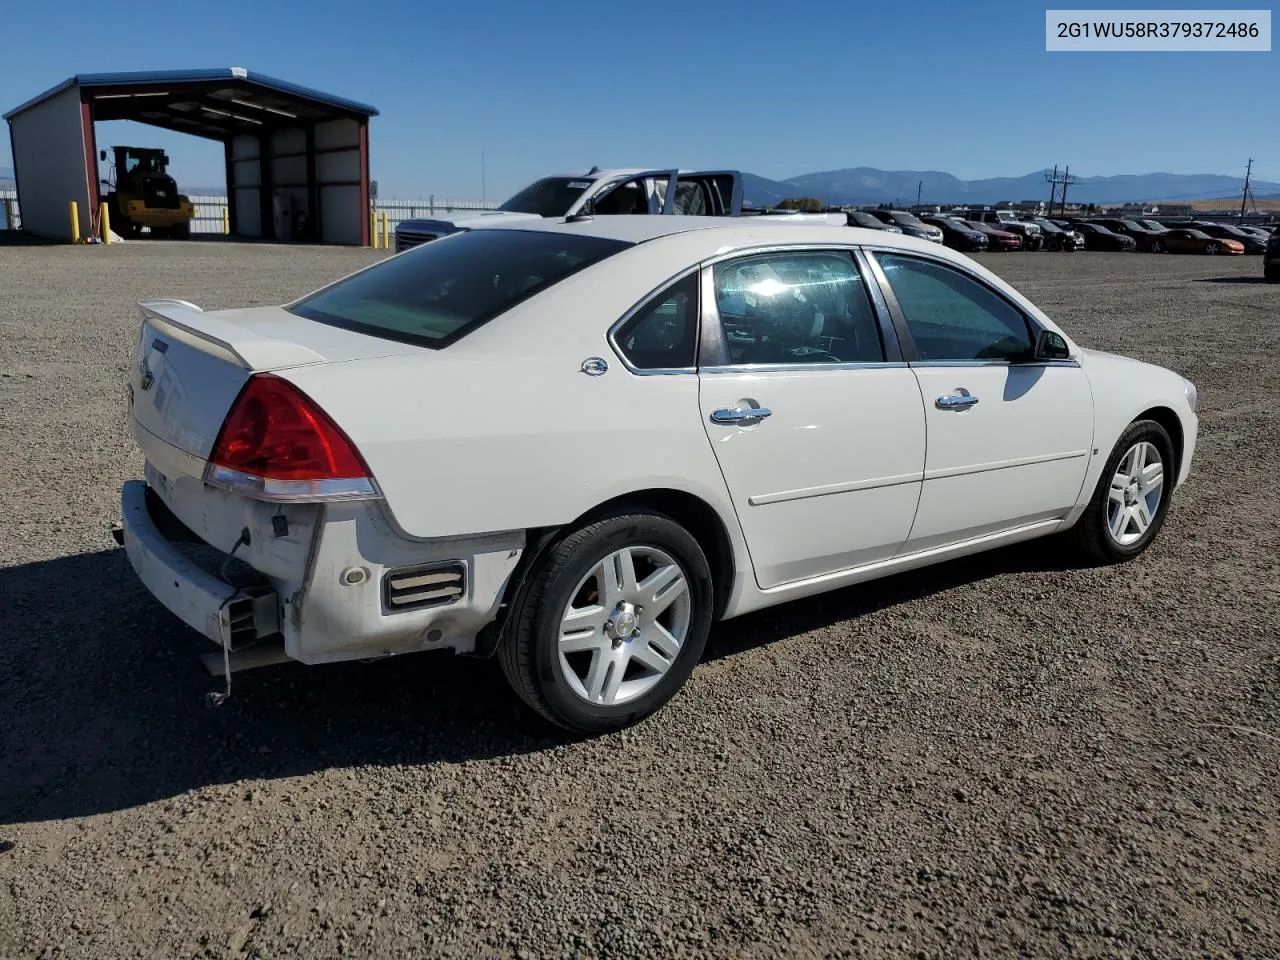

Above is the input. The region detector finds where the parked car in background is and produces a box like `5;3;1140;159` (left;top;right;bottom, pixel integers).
1237;225;1274;242
117;215;1199;733
1086;218;1166;252
921;216;989;252
394;167;742;250
1134;218;1171;235
971;210;1043;250
960;219;1022;251
1073;223;1137;252
1180;222;1268;254
846;210;904;233
863;209;945;243
1265;229;1280;280
1157;228;1246;255
1024;217;1083;251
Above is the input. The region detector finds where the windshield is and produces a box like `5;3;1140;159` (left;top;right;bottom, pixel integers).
289;229;631;348
497;177;596;216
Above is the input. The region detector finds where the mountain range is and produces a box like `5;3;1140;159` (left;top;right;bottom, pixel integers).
741;168;1278;207
2;164;1275;208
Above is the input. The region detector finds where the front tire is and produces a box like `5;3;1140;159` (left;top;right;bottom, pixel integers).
1067;419;1176;564
1265;263;1280;282
498;506;714;734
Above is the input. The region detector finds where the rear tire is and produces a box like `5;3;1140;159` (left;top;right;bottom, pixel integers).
1265;264;1280;282
497;506;714;734
1066;419;1176;565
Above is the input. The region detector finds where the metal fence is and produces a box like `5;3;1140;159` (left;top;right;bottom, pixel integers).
0;189;498;237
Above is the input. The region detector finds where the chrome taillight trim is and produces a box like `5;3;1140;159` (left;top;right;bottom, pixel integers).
203;464;382;503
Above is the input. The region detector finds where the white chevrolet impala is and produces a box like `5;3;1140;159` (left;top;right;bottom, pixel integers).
119;216;1198;732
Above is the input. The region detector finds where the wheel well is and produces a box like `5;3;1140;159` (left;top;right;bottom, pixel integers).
579;489;737;621
1136;406;1184;475
473;489;739;659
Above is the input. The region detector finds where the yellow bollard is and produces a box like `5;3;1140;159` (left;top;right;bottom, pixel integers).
69;201;81;243
380;211;389;250
369;210;376;247
221;206;229;234
100;201;112;244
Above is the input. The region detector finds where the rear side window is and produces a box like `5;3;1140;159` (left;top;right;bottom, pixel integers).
289;229;631;348
613;273;699;370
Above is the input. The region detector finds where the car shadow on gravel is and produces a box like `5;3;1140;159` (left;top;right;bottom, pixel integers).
0;539;1084;825
703;537;1086;663
1193;276;1271;284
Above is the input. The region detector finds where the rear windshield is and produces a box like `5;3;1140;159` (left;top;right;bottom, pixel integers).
288;229;631;348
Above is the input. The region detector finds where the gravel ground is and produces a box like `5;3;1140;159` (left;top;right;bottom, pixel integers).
1;240;1277;959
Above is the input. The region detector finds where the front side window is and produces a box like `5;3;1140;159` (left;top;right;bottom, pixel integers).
591;179;652;215
712;251;884;365
875;254;1034;362
613;273;699;370
289;229;630;348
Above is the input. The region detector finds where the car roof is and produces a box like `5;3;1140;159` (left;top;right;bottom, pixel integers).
473;213;961;259
544;167;708;181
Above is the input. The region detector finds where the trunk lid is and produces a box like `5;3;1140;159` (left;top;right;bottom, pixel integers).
129;299;424;464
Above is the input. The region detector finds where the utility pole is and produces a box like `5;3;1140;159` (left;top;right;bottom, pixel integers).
1044;165;1078;217
916;180;922;208
1239;158;1253;221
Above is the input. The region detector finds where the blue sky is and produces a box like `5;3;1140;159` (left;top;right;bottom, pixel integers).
2;0;1276;199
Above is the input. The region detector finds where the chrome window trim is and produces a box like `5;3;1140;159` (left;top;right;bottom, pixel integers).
605;264;702;376
908;358;1081;369
696;246;896;371
698;262;729;367
700;361;909;374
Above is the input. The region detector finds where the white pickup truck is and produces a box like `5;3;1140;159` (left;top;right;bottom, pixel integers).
393;168;845;251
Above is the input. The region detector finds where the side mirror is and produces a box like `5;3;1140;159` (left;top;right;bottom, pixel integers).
1033;328;1071;362
99;150;107;162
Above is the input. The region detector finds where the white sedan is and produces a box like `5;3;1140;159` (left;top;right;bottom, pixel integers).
118;216;1198;732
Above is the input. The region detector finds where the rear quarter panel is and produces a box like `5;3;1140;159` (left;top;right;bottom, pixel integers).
276;235;740;541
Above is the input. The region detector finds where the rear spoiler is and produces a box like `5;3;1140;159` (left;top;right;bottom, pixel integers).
138;299;327;371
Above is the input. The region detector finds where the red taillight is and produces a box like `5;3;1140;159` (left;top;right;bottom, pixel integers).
206;374;377;501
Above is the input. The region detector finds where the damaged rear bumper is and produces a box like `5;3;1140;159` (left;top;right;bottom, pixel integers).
119;479;282;652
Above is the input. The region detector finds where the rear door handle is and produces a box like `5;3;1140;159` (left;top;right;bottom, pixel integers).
710;406;772;424
935;394;979;410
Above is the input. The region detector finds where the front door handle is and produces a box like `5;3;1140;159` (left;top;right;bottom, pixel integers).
935;393;979;410
710;406;772;424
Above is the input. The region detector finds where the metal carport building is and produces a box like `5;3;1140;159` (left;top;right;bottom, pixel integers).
4;68;378;244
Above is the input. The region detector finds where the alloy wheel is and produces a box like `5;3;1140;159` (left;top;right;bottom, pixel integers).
1106;441;1165;547
557;546;692;706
